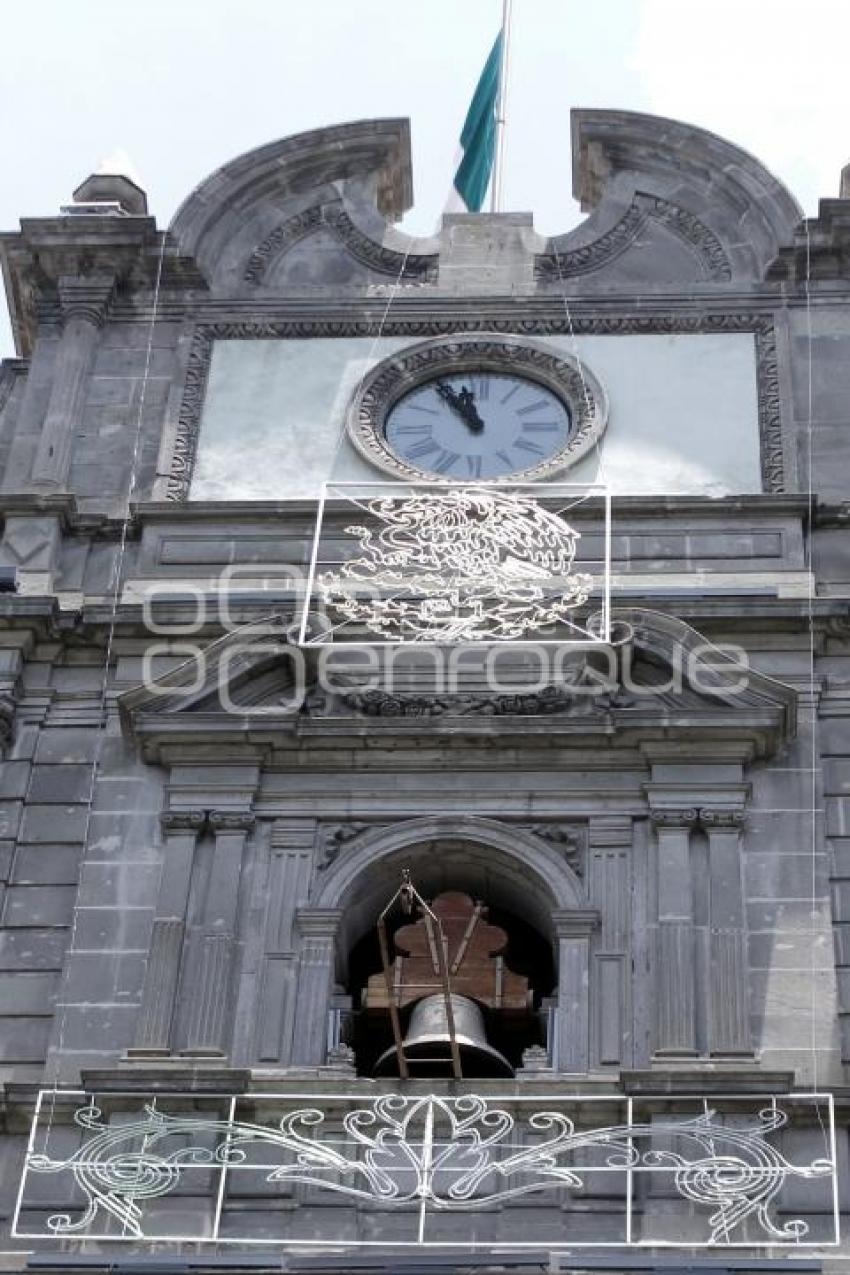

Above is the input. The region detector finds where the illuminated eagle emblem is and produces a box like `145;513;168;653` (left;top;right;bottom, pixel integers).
317;487;593;642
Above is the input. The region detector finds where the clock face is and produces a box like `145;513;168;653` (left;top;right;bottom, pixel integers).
383;372;572;480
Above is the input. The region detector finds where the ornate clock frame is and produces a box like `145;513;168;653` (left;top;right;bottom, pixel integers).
344;332;609;483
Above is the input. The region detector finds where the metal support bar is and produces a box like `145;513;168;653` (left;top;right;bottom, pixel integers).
377;869;462;1079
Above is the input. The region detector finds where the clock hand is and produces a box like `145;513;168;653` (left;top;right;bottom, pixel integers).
436;381;484;433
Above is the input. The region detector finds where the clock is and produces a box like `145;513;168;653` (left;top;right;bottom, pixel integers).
346;334;608;483
384;371;570;480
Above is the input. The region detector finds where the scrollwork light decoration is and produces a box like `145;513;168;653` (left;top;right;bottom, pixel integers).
316;487;594;643
15;1092;835;1247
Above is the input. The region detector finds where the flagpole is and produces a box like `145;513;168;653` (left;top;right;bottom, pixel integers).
490;0;513;213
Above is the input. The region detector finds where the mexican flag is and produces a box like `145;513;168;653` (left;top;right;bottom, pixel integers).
446;31;503;213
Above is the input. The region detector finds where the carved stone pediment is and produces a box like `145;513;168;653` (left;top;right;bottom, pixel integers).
118;609;797;764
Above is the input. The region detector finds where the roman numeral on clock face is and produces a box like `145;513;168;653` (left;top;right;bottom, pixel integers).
406;438;440;460
516;398;549;416
393;421;432;436
433;448;461;473
513;438;546;457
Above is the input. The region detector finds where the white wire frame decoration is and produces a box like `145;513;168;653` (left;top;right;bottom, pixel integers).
297;482;611;647
12;1090;839;1250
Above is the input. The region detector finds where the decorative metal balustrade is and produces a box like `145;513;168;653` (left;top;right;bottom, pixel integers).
13;1090;838;1250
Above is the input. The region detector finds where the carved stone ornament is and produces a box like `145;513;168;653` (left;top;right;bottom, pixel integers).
535;193;732;283
208;811;256;833
166;313;782;501
324;1042;356;1071
345;332;608;482
316;821;374;870
527;824;584;877
160;809;206;833
650;807;700;829
700;807;746;829
243;198;438;286
337;677;634;718
519;1044;552;1072
341;685;585;718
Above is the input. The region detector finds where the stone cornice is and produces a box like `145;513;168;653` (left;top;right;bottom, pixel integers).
0;220;203;355
767;197;850;282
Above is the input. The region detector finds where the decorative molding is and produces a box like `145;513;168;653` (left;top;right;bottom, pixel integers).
294;907;344;939
643;195;731;282
57;274;116;328
160;809;206;833
342;685;585;718
209;811;256;833
166;312;783;501
551;907;600;938
243;205;324;283
323;1041;356;1071
536;201;646;280
243;198;438;286
650;807;700;829
316;820;374;870
0;360;26;418
700;807;746;829
518;1043;551;1072
535;192;732;283
526;824;584;877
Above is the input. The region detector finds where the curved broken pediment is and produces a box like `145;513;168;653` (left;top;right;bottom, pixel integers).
168;119;438;294
538;109;802;287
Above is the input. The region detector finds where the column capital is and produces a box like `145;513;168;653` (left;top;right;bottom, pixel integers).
57;274;116;328
650;807;699;829
161;809;206;833
295;907;344;939
209;810;256;833
701;807;747;829
551;907;599;938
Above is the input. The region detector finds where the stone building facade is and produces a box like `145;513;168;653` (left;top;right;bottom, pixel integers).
0;109;848;1267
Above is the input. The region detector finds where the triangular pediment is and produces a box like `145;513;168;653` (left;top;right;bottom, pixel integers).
118;609;796;763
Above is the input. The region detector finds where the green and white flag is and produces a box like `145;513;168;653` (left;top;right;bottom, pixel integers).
446;32;503;212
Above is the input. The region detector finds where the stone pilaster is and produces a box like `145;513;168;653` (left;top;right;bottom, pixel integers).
702;807;751;1055
651;807;699;1056
551;908;599;1073
183;811;255;1056
290;908;343;1066
131;810;205;1056
255;819;316;1064
30;275;115;491
588;816;633;1067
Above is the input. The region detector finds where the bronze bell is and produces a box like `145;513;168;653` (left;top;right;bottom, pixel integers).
373;993;514;1078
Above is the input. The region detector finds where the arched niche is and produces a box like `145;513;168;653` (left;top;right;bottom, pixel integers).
313;814;585;963
293;816;596;1074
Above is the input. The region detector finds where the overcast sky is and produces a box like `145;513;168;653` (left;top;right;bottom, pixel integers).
2;0;850;357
